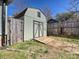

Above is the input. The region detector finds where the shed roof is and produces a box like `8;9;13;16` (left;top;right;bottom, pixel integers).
13;7;46;19
47;19;58;23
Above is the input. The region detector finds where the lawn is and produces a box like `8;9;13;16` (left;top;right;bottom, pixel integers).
0;40;79;59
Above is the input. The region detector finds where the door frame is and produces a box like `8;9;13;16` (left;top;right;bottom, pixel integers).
7;19;11;46
33;20;44;38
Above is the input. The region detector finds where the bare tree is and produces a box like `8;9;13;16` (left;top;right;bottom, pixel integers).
43;7;53;21
13;0;28;15
7;0;14;4
68;0;79;19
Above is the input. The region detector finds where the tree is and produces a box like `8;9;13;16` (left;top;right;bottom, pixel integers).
55;11;77;22
43;7;53;21
5;0;14;5
13;0;27;15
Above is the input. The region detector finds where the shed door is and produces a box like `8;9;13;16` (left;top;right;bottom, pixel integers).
39;22;43;37
33;20;43;38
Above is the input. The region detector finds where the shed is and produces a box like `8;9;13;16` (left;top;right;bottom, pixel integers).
7;8;47;45
47;19;58;35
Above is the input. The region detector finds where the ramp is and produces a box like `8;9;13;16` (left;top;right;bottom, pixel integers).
35;36;79;54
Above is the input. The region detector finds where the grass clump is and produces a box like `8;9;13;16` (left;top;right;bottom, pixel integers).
0;50;27;59
10;40;42;50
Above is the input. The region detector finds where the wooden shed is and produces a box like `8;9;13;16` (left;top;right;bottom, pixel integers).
7;8;47;45
47;19;58;35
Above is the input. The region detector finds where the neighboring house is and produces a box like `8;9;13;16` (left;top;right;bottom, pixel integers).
7;8;47;45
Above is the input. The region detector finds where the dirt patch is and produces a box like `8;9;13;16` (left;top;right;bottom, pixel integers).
35;36;79;54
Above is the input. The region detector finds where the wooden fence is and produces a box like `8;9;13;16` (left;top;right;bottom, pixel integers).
7;17;24;45
47;19;79;36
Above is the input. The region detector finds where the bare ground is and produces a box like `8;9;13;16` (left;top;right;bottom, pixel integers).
35;36;79;54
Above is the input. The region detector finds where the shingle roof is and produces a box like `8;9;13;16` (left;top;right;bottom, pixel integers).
13;7;47;19
47;19;58;23
14;8;28;18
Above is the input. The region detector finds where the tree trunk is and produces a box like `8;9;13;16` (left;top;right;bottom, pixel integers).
1;0;6;46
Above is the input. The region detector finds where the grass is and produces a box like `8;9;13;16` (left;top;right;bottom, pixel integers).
50;35;79;44
0;50;27;59
0;40;79;59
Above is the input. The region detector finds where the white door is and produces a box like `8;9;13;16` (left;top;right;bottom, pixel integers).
39;22;43;37
33;21;39;38
33;20;43;38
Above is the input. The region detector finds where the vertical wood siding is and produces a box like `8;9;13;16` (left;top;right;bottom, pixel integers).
7;17;24;45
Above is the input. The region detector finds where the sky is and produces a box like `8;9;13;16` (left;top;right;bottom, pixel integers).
8;0;72;16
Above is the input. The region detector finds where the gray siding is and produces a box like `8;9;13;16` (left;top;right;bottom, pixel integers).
7;17;24;45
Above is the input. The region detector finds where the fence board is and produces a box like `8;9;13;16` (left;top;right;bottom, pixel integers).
47;20;79;36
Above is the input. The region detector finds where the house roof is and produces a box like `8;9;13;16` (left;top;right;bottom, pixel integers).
47;19;58;23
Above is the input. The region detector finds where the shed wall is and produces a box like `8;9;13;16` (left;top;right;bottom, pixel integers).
7;17;24;45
